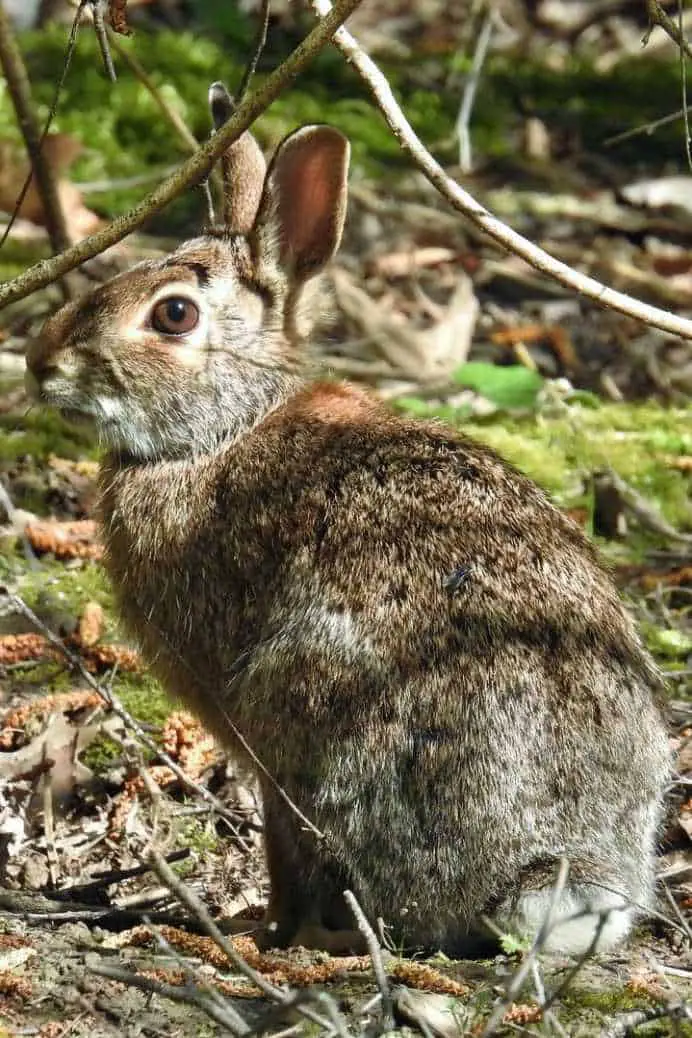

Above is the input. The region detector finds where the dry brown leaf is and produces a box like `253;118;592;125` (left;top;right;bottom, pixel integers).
108;0;133;35
0;711;123;799
0;135;100;240
491;323;578;371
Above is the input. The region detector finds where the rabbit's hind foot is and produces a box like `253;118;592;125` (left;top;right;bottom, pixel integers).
509;885;635;955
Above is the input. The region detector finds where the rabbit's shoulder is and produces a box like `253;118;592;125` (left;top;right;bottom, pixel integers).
240;381;649;675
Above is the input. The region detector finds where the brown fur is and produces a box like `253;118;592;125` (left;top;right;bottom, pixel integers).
26;124;669;957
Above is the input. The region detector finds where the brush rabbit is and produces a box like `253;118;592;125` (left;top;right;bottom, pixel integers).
26;99;670;957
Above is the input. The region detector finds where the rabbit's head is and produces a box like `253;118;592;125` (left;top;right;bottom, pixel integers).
26;113;350;460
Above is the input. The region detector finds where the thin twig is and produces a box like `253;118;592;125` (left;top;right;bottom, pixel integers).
309;0;692;342
605;103;692;145
146;919;251;1036
678;0;692;171
222;710;325;841
481;859;570;1038
644;0;692;60
237;0;272;104
146;850;338;1034
0;0;86;254
0;0;363;310
456;9;494;173
90;0;117;81
90;963;250;1033
0;1;71;256
50;848;190;900
343;890;393;1028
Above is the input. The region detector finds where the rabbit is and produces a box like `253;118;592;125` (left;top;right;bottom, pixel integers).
25;97;670;958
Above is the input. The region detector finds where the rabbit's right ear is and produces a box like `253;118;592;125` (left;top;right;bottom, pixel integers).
209;82;267;234
253;125;350;284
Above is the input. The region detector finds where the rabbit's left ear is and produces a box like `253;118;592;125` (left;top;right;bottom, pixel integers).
209;82;267;234
253;125;350;283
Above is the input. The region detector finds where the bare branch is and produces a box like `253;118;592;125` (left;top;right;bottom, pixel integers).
90;0;117;81
237;0;271;105
0;1;71;255
644;0;692;60
343;890;393;1028
456;9;494;173
311;0;692;341
146;850;342;1034
0;0;363;311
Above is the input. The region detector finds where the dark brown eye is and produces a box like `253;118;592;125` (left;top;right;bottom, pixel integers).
150;296;199;335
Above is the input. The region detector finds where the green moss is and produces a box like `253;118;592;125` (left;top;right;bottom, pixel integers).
80;733;123;772
563;987;657;1014
177;817;221;857
3;23;683;239
17;558;114;630
0;407;95;464
116;670;171;729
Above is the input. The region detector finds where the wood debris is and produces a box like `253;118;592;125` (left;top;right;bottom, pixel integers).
0;689;101;750
24;519;103;561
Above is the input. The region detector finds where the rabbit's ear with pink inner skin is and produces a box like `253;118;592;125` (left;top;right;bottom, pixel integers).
208;81;267;235
253;125;350;283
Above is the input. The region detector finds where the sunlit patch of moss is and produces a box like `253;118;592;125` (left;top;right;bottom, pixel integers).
17;557;114;629
116;670;171;729
641;625;692;661
81;733;122;773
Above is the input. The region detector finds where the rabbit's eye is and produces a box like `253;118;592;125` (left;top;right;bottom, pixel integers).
150;297;199;335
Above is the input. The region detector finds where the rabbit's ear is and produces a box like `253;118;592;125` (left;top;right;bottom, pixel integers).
254;125;350;282
208;82;267;234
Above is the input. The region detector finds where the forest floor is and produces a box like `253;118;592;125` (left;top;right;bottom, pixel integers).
0;1;691;1035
